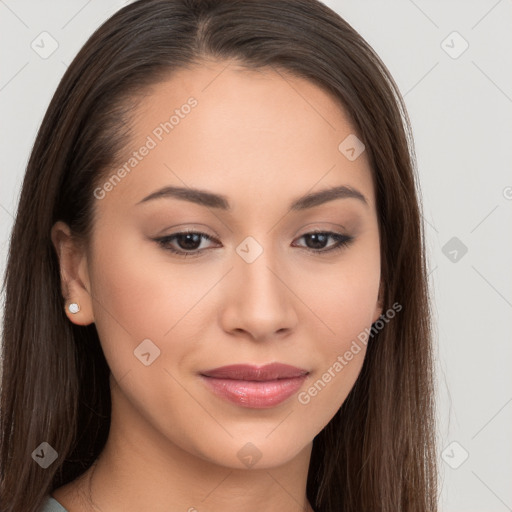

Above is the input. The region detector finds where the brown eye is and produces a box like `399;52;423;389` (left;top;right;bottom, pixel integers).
155;231;219;257
293;231;354;253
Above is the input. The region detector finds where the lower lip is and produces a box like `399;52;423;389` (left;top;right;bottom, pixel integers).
200;375;307;408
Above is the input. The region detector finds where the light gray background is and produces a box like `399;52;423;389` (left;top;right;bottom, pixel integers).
1;1;511;510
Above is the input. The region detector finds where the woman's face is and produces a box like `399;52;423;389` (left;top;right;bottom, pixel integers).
63;60;382;469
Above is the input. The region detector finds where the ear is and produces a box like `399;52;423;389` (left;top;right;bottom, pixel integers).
51;221;94;326
371;278;385;324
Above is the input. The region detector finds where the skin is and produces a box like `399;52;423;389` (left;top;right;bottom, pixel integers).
51;59;383;512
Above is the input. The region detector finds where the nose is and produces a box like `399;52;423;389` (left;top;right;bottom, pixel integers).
219;244;299;342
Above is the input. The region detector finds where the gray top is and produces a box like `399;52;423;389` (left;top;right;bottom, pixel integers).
39;496;68;512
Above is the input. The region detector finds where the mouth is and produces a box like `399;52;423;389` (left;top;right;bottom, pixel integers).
199;363;309;409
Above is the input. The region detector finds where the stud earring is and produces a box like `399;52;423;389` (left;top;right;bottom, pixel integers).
68;302;80;314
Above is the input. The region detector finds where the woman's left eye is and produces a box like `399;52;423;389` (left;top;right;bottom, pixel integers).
154;230;354;258
293;231;354;253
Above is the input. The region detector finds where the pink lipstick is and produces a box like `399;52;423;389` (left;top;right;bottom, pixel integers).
199;363;309;408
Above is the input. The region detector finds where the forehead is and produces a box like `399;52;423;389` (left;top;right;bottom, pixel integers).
99;59;375;214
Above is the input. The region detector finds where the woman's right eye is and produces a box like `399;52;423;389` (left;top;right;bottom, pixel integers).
154;231;219;258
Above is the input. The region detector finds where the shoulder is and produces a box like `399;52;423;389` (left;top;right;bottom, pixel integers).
38;496;69;512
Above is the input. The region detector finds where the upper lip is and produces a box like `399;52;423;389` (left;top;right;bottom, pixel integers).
200;363;309;381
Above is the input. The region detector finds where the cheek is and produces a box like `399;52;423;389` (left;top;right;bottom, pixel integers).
87;226;226;395
298;232;381;346
293;278;374;431
291;238;380;421
89;227;209;338
87;230;174;372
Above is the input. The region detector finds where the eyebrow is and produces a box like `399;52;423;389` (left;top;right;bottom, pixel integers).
136;184;368;211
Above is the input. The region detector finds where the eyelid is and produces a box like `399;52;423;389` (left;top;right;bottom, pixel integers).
154;223;220;239
292;221;349;237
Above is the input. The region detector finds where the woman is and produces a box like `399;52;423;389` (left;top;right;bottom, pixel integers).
0;0;438;511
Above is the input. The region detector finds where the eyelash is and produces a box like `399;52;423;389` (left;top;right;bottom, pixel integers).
154;230;354;258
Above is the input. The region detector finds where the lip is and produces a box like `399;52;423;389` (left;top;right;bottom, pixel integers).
199;363;309;409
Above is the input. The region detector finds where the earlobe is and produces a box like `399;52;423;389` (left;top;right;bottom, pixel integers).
63;299;93;326
51;221;95;326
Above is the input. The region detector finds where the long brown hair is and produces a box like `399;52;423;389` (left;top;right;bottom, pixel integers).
0;1;437;510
